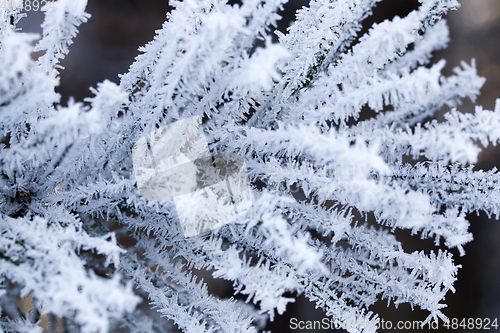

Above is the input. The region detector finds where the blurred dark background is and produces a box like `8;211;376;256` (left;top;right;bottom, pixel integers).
18;0;500;332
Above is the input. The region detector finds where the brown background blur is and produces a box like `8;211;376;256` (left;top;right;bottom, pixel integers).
18;1;500;332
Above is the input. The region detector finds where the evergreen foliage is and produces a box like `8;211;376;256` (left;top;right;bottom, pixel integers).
0;0;499;332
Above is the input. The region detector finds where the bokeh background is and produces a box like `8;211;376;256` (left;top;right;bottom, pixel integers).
18;1;500;332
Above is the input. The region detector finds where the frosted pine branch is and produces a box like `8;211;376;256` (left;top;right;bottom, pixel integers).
1;0;500;332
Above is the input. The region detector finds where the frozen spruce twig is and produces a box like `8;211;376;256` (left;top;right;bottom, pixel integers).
0;0;499;332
